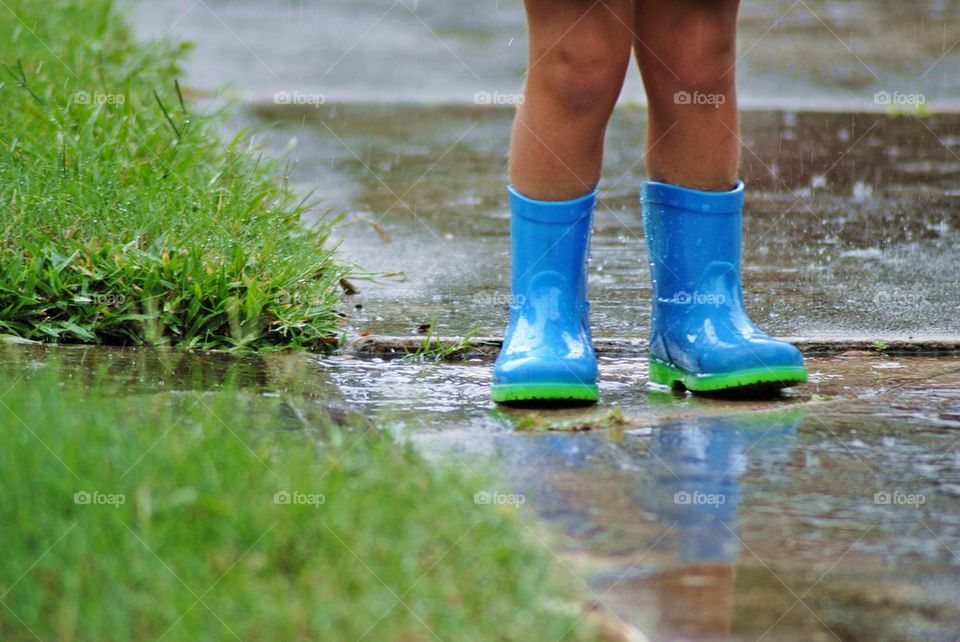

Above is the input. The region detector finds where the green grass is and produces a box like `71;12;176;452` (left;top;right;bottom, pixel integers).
0;349;595;641
402;323;480;362
0;0;346;350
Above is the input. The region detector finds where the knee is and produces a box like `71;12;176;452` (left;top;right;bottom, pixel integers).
531;24;630;118
642;4;739;96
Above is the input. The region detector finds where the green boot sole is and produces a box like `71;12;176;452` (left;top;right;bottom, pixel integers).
491;383;599;406
649;357;808;394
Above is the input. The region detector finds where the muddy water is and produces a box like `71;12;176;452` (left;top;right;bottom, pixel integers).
494;408;960;641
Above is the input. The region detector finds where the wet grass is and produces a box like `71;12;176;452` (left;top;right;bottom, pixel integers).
0;0;345;350
402;324;480;362
0;354;595;641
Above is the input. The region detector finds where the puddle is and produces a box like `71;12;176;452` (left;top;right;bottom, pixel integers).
491;412;960;641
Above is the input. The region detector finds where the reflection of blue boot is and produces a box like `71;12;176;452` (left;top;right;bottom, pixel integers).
641;180;807;393
492;187;599;405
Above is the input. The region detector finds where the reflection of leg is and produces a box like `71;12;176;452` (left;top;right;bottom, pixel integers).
654;562;737;636
651;431;741;637
510;0;633;200
646;413;803;637
633;0;740;191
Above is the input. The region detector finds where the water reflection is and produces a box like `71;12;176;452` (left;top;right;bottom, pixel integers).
499;411;802;641
645;413;799;640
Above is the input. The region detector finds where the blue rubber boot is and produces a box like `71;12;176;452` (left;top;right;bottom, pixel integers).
491;186;599;405
640;180;807;393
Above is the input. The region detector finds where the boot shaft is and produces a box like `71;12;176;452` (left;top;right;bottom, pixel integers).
640;180;744;303
507;186;595;308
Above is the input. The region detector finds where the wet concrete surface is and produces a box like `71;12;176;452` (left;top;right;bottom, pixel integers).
131;0;960;342
236;102;960;343
132;0;960;110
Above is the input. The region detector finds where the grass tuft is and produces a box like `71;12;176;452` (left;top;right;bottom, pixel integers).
0;0;346;350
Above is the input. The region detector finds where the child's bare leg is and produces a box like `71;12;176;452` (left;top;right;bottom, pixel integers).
509;0;634;200
634;0;740;191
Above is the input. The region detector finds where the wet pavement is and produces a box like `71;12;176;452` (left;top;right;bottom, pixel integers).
102;2;960;639
132;0;960;342
236;102;960;343
133;0;960;109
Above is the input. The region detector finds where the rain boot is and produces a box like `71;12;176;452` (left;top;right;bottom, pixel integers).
640;180;807;393
491;186;599;404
